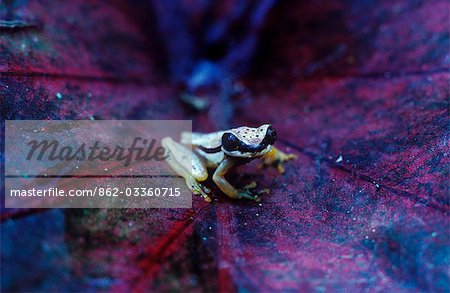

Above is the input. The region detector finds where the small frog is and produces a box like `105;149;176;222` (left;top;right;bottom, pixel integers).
162;124;296;202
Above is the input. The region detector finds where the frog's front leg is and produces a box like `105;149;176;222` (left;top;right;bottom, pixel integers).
213;158;261;201
262;146;297;174
162;137;211;202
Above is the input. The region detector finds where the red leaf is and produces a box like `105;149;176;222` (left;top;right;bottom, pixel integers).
1;0;448;292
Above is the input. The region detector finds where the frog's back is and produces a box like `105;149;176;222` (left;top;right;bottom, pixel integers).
181;131;225;150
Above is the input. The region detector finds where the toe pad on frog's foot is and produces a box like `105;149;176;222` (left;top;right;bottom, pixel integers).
202;195;212;202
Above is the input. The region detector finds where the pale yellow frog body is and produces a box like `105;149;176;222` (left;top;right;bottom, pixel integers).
162;124;296;202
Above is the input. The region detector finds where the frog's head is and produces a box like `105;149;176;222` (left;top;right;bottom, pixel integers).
221;124;277;158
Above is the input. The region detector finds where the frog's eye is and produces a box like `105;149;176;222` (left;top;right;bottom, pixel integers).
222;133;240;151
265;125;277;145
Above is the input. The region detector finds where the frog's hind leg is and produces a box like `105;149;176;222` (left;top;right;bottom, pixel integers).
162;137;211;202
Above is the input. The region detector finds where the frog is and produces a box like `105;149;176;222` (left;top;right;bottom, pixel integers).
162;124;296;202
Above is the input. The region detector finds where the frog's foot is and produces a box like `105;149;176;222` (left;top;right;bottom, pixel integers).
263;146;297;174
185;176;211;202
236;182;270;202
236;189;259;201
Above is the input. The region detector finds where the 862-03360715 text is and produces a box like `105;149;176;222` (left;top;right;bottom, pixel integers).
9;187;182;197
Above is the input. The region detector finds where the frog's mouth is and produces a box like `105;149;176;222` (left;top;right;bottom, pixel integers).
223;145;273;158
